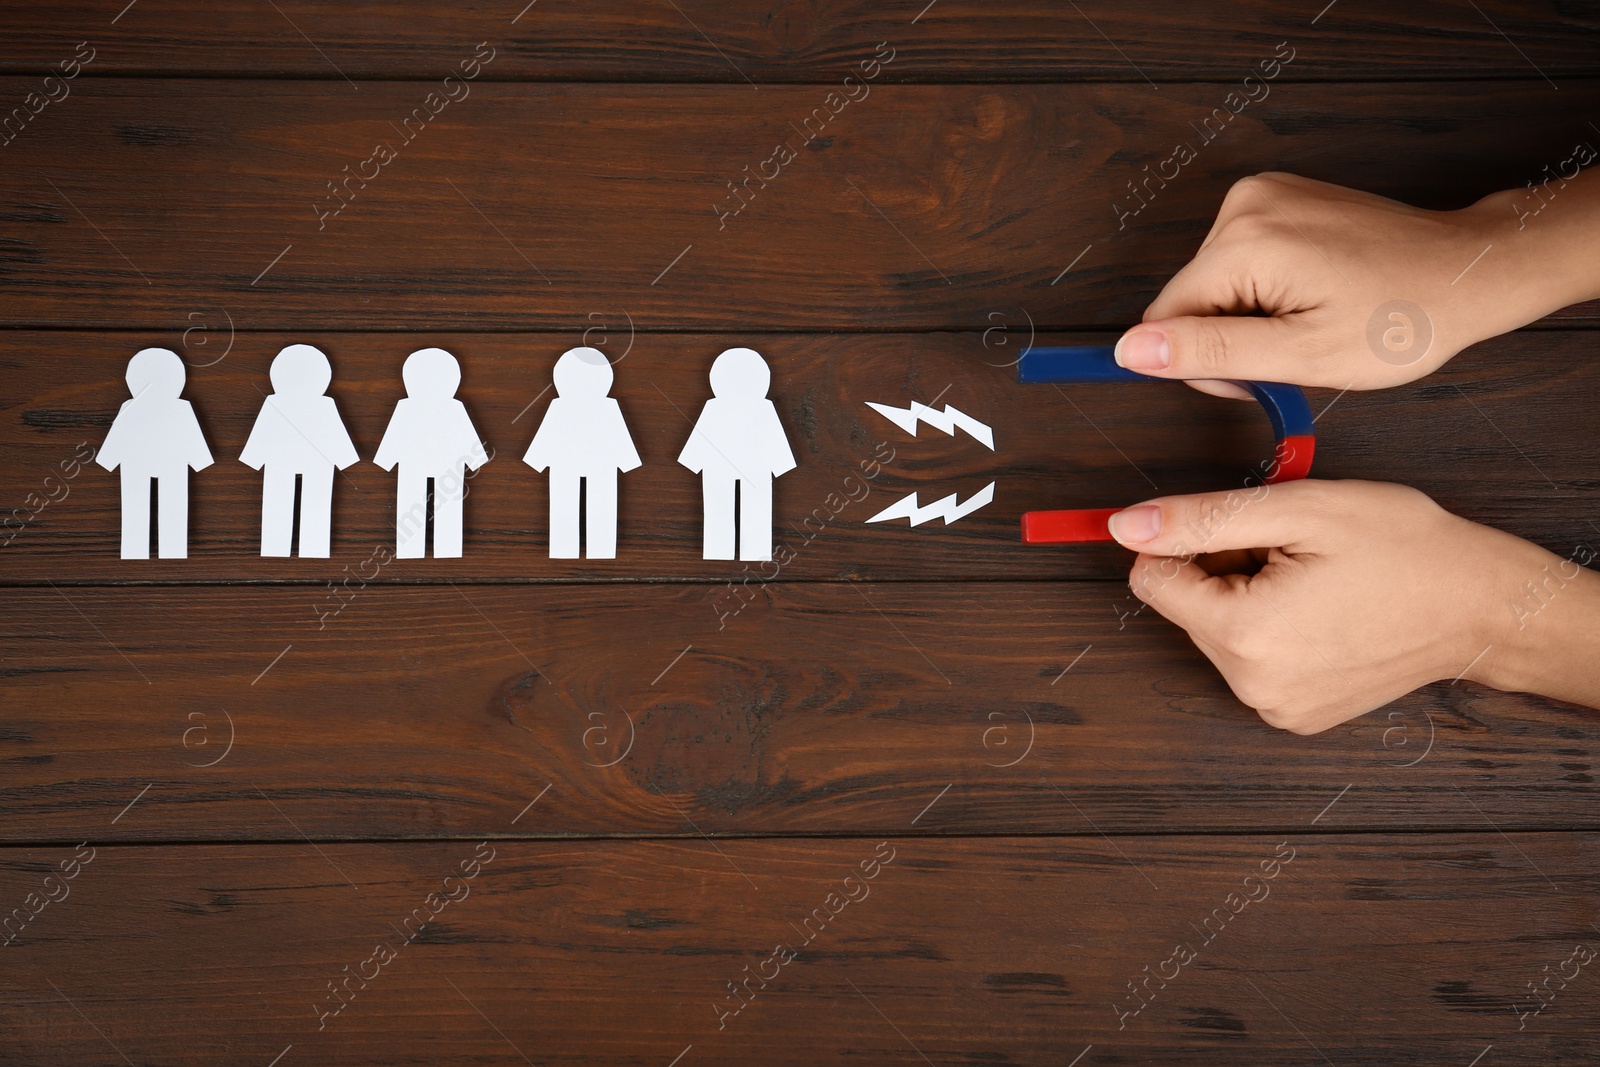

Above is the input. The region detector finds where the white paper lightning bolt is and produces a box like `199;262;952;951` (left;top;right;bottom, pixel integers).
865;482;995;527
865;401;994;450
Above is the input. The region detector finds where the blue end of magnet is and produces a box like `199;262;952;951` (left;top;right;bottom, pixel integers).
1017;346;1143;384
1019;344;1316;438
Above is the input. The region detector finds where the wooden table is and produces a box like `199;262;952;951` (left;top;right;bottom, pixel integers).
2;3;1598;1063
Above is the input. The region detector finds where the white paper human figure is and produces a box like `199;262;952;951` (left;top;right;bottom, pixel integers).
678;348;796;562
372;347;490;559
523;347;641;559
97;347;214;559
238;344;360;558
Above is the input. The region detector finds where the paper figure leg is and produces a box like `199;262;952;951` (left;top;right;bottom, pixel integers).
738;475;773;562
260;466;296;557
297;465;335;558
433;469;465;559
119;473;152;560
585;470;618;559
701;473;736;560
156;472;189;559
395;469;429;559
548;469;581;559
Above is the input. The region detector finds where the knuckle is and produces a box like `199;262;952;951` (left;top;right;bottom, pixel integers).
1217;211;1276;245
1227;623;1278;665
1229;671;1282;714
1218;178;1246;213
1128;559;1160;602
1253;169;1297;187
1254;703;1311;733
1251;701;1288;727
1170;493;1239;552
1211;610;1263;659
1185;318;1233;376
1377;481;1437;514
1220;175;1259;214
1220;172;1287;217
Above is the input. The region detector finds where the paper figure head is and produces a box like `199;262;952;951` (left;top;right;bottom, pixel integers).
401;347;462;399
269;344;333;396
552;346;613;398
126;347;186;400
708;347;770;399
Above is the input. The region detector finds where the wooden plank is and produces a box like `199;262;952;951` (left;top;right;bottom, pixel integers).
1;80;1598;329
1;835;1595;1063
1;329;1595;582
1;581;1595;842
2;2;1598;81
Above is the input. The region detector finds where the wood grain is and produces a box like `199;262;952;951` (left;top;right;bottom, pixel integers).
2;1;1597;81
5;9;1600;1064
1;582;1594;842
2;80;1598;330
2;835;1596;1064
2;330;1595;583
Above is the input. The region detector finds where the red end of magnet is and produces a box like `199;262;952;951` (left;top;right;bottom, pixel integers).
1021;507;1121;544
1268;435;1316;484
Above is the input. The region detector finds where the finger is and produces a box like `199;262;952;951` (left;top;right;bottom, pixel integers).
1113;313;1317;385
1128;550;1251;636
1193;172;1305;255
1183;379;1256;401
1148;176;1354;326
1107;480;1333;557
1143;244;1263;322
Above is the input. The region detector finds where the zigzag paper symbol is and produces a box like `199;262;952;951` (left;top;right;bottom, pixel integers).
865;482;995;526
865;401;995;451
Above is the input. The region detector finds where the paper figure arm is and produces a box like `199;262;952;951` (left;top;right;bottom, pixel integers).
179;400;214;471
372;400;408;472
95;400;134;471
237;401;274;471
676;408;712;475
762;402;797;476
607;399;642;473
320;397;360;470
454;402;490;471
521;399;559;473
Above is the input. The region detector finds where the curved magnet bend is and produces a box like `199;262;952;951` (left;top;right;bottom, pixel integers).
1016;345;1315;544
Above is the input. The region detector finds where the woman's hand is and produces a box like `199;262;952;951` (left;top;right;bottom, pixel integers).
1111;479;1600;732
1113;170;1600;397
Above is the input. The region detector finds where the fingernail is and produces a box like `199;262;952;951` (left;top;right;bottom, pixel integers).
1114;329;1171;370
1108;504;1162;544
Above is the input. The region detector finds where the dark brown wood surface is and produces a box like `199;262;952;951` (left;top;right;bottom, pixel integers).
3;836;1597;1064
3;583;1594;842
3;1;1599;82
2;80;1599;330
3;5;1599;1064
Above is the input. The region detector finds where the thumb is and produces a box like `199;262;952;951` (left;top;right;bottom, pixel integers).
1113;314;1309;385
1106;480;1334;557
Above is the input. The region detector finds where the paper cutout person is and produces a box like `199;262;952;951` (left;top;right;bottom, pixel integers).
372;347;490;559
678;347;796;561
523;347;641;559
239;344;360;558
97;347;214;559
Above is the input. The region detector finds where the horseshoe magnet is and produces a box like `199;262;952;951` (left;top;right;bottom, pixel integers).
1016;345;1316;544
